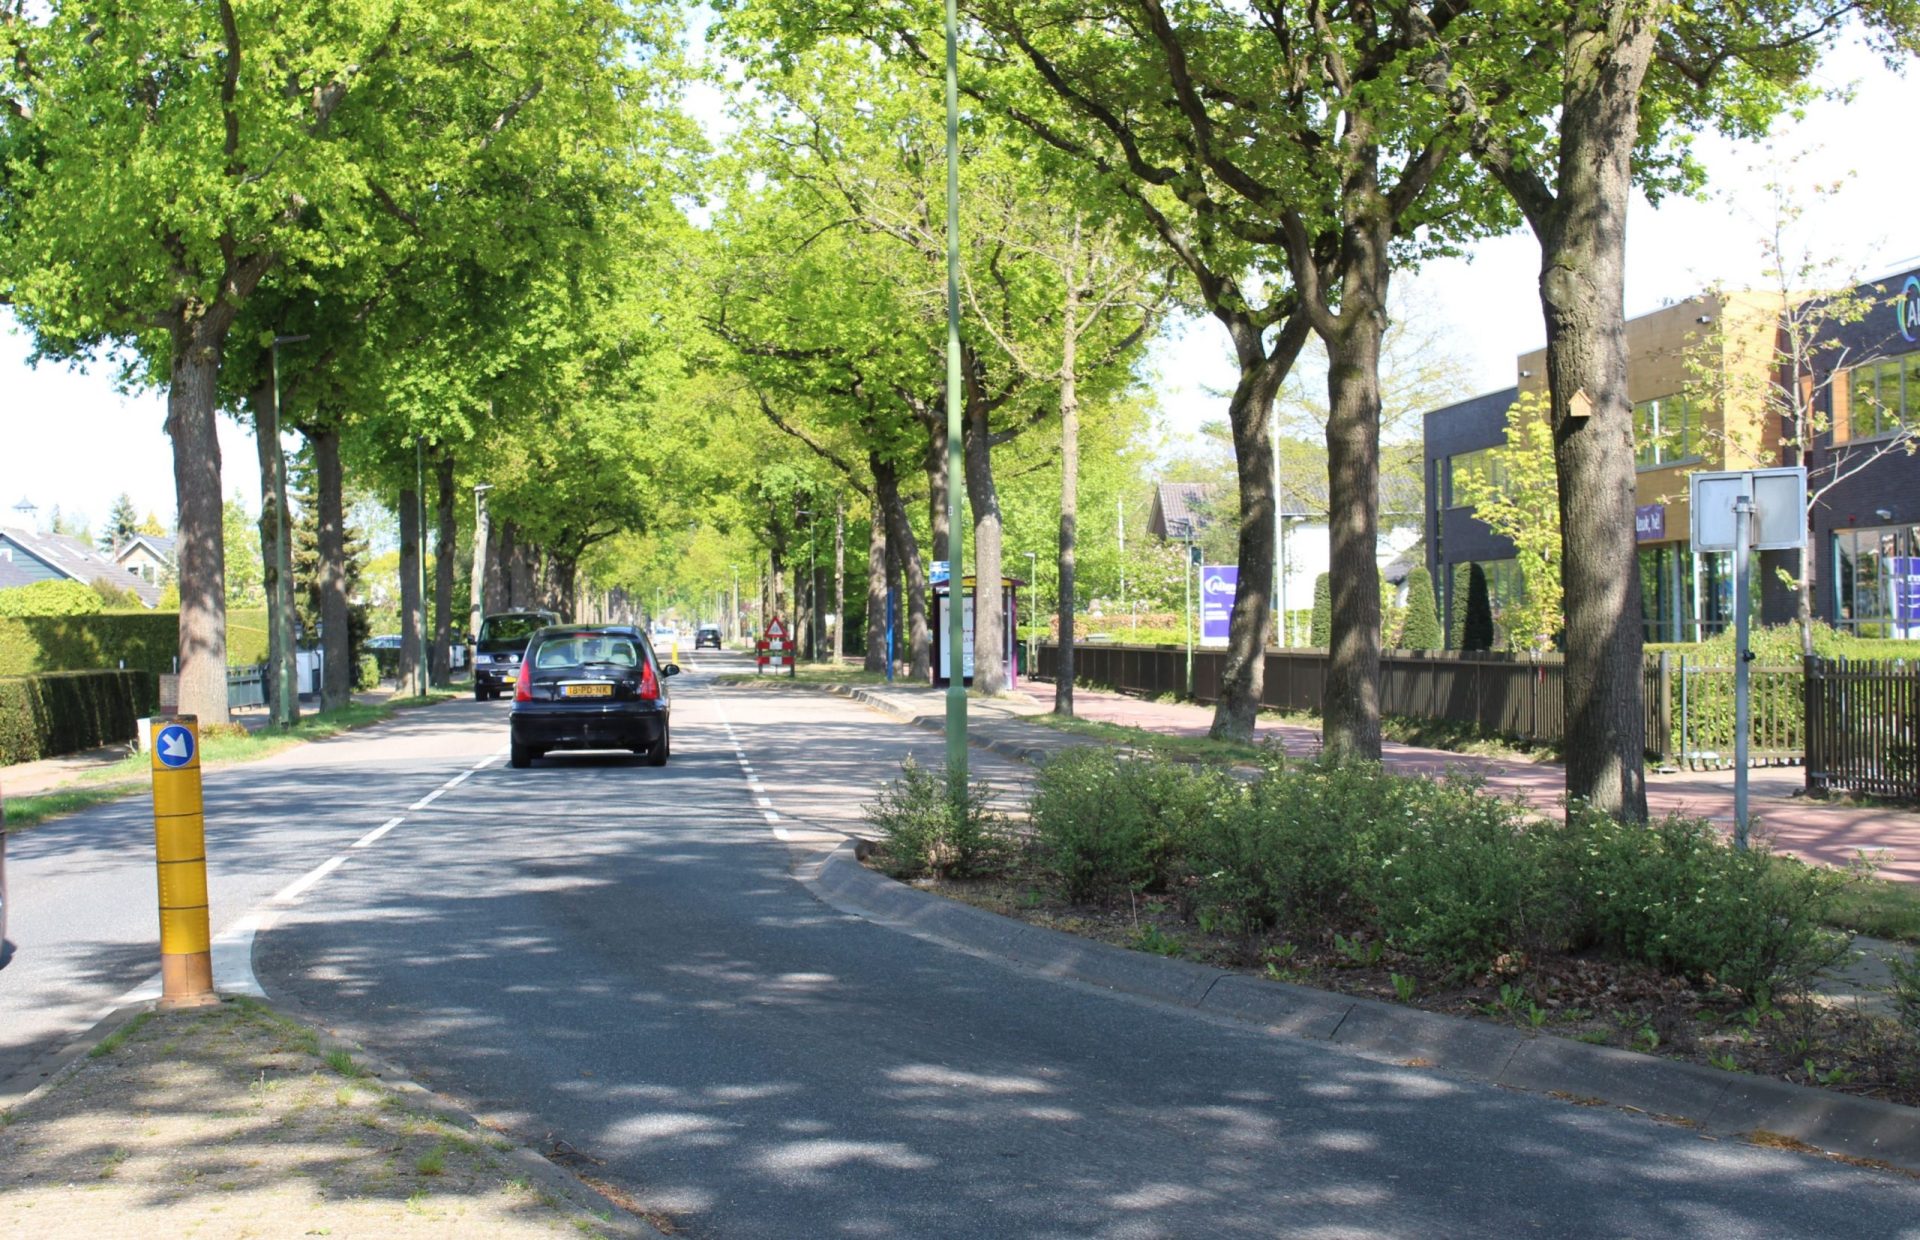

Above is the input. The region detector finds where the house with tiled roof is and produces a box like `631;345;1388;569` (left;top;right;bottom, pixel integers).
1145;469;1425;644
0;525;162;607
113;532;178;588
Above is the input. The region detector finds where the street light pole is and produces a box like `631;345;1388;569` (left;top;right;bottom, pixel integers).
261;333;308;727
1023;549;1037;680
1184;524;1196;698
942;0;968;793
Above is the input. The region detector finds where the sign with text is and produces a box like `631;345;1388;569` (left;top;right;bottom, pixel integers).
936;591;976;680
1634;504;1666;542
1893;556;1920;640
1200;565;1236;647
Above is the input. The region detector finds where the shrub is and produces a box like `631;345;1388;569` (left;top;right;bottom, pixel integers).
0;579;105;617
1558;806;1853;1001
90;577;144;609
0;669;155;764
1462;564;1495;652
1400;567;1442;650
355;654;381;691
863;756;1009;880
1887;950;1920;1039
1188;758;1398;935
1309;573;1332;647
0;611;178;676
1029;747;1230;903
1448;562;1471;649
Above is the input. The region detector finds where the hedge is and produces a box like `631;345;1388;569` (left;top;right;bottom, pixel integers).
0;669;156;765
0;606;270;677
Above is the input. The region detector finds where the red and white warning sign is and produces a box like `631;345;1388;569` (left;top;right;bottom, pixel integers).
756;616;794;673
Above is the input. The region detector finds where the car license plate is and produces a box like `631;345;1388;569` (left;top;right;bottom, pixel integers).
563;683;613;698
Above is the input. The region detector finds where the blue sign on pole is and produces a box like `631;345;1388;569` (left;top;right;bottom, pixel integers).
155;723;196;768
1200;565;1236;647
1892;556;1920;639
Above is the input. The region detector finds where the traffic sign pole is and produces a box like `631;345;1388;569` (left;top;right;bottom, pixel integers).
1733;497;1753;850
150;715;217;1008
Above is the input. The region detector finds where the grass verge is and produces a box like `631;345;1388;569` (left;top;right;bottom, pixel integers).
3;694;458;833
1831;873;1920;943
713;664;893;687
1024;712;1265;764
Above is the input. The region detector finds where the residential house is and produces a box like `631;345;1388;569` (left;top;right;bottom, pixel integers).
113;532;178;587
1149;475;1424;642
0;525;163;607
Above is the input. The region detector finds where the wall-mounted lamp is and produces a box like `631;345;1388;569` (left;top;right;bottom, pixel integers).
1518;369;1533;378
1875;508;1895;522
1696;315;1713;325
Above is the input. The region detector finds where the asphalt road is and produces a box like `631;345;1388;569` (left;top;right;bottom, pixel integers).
202;652;1914;1239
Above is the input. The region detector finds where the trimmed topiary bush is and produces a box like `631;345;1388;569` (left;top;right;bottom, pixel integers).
1448;562;1471;649
1462;563;1495;652
1400;567;1441;650
1309;573;1332;647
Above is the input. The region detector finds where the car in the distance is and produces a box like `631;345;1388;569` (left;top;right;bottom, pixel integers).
473;609;561;701
695;624;722;650
509;625;676;768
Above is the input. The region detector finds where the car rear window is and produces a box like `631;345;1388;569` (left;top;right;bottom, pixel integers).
480;615;547;643
533;634;641;669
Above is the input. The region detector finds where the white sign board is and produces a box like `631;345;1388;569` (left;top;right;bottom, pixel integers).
1689;467;1807;552
935;592;976;680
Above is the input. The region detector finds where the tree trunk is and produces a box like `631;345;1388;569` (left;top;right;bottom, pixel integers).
833;499;846;663
250;370;298;726
399;488;423;694
876;460;930;680
313;427;352;711
1208;314;1310;742
1531;21;1654;819
484;521;509;613
1319;273;1389;762
865;490;889;673
1055;298;1081;717
963;390;1006;694
166;325;231;725
549;552;579;622
925;430;950;564
471;483;489;643
507;531;537;610
432;451;455;687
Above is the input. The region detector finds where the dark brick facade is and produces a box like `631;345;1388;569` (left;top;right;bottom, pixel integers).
1422;387;1518;631
1803;265;1920;629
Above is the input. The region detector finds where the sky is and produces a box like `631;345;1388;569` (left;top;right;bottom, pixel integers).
1;35;1914;539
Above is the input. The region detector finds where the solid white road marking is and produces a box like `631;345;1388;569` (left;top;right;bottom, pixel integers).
352;817;405;849
274;855;347;904
409;787;445;811
443;769;474;789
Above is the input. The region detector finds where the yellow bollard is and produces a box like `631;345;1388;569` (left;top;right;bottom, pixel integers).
150;714;217;1008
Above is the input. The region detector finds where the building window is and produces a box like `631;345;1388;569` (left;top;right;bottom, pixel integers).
1832;524;1920;637
1847;352;1920;439
1633;395;1694;468
1446;448;1504;506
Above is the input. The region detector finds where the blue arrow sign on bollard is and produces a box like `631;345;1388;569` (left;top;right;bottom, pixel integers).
155;724;196;769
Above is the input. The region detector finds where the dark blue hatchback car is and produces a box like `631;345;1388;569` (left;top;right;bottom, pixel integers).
508;625;677;768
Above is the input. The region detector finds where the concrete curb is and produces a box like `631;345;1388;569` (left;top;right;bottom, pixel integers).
799;839;1920;1177
0;992;664;1238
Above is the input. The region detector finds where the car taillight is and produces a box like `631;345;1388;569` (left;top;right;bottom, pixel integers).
639;662;659;700
514;658;533;702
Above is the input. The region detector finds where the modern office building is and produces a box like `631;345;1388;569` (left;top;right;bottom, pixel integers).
1422;277;1920;645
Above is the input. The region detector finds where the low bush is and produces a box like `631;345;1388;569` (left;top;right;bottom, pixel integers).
355;654;381;691
1558;806;1853;1000
1029;747;1229;903
1013;752;1856;996
0;669;156;764
863;757;1010;880
0;579;105;617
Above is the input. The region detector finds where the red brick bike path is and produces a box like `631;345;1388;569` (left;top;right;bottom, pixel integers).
1059;688;1920;885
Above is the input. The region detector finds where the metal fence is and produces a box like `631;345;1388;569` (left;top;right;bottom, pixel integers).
1805;656;1919;801
227;663;266;709
1036;642;1808;768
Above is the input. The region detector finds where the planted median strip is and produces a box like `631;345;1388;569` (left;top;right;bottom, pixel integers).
860;748;1920;1118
